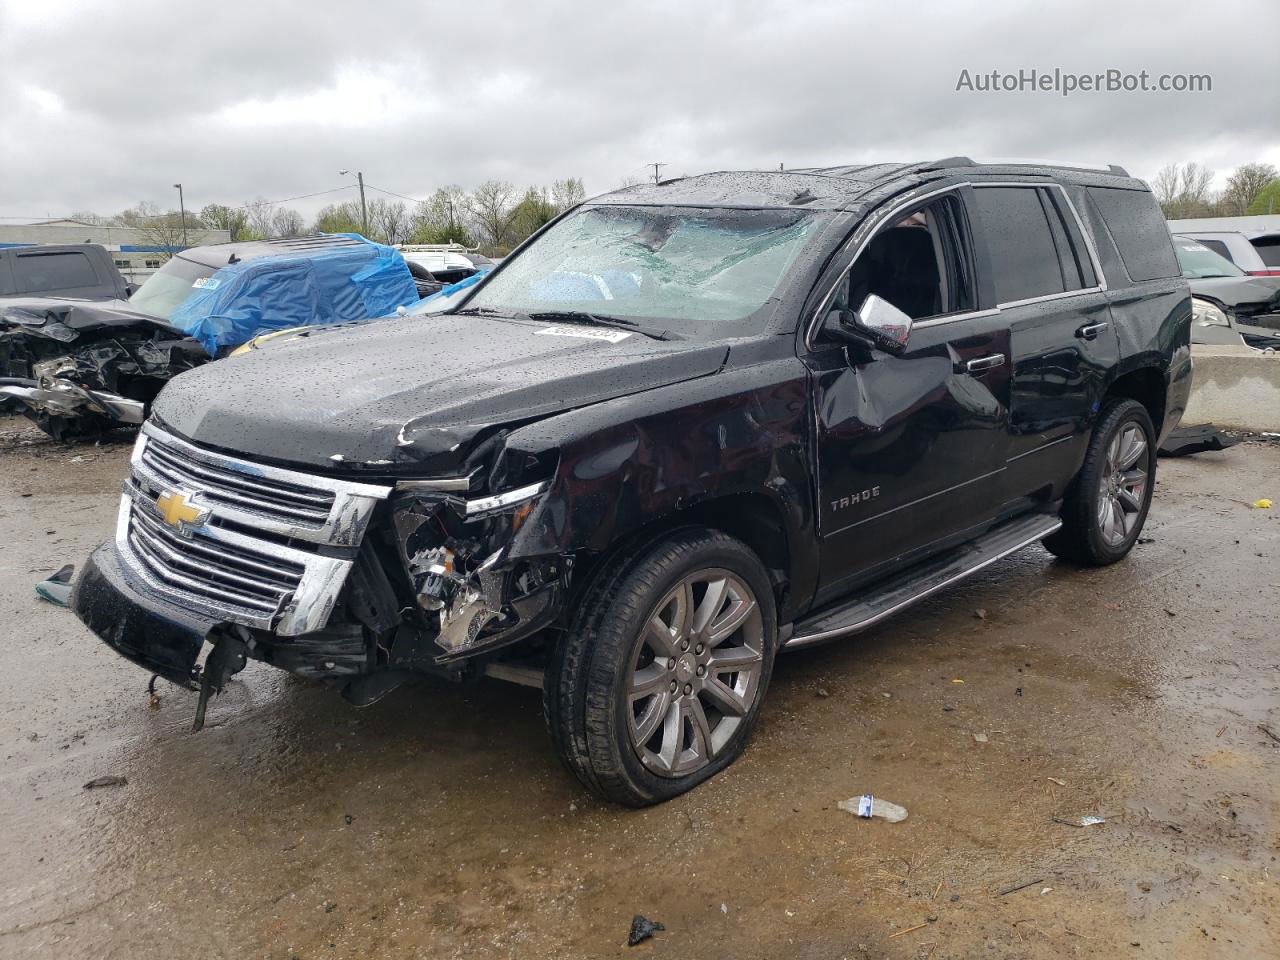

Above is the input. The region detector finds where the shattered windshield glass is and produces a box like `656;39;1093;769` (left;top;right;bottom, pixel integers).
461;205;824;333
127;255;219;321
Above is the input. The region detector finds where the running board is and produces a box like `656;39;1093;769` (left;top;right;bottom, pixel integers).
785;513;1062;649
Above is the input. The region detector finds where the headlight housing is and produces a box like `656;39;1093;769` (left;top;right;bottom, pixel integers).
391;480;557;656
1192;297;1230;328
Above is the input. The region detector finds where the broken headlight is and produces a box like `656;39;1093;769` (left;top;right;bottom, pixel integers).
392;481;555;656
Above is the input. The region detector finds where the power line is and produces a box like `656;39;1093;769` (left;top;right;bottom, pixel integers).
364;182;427;205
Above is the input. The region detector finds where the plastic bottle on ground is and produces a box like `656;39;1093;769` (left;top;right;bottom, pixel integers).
837;795;908;822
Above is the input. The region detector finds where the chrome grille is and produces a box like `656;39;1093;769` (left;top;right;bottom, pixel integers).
139;436;335;528
116;424;393;635
128;500;304;618
130;422;391;547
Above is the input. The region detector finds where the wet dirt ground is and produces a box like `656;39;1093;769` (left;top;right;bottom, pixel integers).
1;414;1277;959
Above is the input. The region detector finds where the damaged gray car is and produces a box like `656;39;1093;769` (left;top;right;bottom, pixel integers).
0;234;419;439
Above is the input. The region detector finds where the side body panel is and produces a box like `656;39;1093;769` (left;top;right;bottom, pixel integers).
501;348;819;623
806;313;1012;602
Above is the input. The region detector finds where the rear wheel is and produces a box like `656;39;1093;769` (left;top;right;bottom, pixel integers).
1044;398;1155;565
544;528;776;806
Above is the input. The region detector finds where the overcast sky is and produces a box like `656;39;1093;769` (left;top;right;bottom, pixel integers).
1;0;1276;223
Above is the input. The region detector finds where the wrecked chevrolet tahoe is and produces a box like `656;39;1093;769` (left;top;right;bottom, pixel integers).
71;160;1192;806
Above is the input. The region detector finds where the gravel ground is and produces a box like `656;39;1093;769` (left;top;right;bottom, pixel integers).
1;414;1277;959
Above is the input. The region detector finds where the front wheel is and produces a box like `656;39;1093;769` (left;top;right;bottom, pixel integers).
1044;398;1156;565
544;528;777;806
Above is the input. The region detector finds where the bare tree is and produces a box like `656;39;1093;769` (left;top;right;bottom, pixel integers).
115;201;203;257
467;180;518;251
1153;162;1216;218
67;210;107;225
270;207;305;238
368;198;410;244
1222;163;1279;215
244;197;274;239
551;177;586;212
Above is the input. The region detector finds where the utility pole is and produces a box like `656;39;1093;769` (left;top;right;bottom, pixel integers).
340;170;369;235
649;162;667;184
173;183;188;248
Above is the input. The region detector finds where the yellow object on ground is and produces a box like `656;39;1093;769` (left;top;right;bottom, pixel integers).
1253;498;1272;509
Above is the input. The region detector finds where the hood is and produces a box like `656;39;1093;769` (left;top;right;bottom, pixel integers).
1188;276;1280;314
0;295;177;335
152;312;728;472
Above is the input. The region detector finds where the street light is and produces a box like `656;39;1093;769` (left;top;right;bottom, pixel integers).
172;183;188;248
339;169;368;236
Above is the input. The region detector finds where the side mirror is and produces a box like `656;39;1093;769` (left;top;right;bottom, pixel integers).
852;294;913;355
820;293;913;356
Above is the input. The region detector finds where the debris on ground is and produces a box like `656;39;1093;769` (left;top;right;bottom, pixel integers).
887;921;931;939
973;608;987;619
1053;815;1106;827
1046;777;1067;786
34;564;74;607
815;687;830;698
1258;724;1280;745
995;877;1045;897
627;915;665;946
837;795;908;822
1158;424;1239;457
83;775;127;789
1253;498;1272;509
973;733;988;743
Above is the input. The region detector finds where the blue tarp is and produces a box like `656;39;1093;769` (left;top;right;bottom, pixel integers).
169;235;418;355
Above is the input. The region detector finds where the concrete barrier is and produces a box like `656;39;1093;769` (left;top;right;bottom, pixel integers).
1183;345;1280;432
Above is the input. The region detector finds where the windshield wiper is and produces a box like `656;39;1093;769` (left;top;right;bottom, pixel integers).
526;310;678;341
452;306;519;317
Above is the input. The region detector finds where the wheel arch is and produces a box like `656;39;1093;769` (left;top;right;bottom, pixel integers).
1104;365;1165;436
564;491;798;627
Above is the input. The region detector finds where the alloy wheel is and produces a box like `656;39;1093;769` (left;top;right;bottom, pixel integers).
1096;421;1149;547
626;569;765;777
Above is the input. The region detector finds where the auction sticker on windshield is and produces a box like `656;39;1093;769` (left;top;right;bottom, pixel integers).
535;326;631;343
192;277;223;289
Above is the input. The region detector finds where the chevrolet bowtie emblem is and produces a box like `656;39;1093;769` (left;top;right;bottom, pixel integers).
153;490;210;536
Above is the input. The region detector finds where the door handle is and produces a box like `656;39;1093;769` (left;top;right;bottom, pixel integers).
964;353;1005;374
1076;321;1109;341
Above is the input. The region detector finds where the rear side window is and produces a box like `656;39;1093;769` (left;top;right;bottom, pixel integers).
1197;237;1233;261
1086;187;1180;282
972;186;1066;303
12;251;98;293
1251;236;1280;268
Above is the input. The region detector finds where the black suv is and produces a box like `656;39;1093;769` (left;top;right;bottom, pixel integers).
71;159;1192;806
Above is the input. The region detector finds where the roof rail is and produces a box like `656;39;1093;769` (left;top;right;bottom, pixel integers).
925;156;1130;177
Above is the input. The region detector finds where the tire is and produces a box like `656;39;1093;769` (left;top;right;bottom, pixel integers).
1044;398;1156;565
544;527;777;806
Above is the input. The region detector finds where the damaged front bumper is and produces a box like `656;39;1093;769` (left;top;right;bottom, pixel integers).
71;542;214;687
71;422;572;705
0;376;146;425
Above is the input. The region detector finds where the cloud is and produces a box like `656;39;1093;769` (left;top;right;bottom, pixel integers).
0;0;1275;222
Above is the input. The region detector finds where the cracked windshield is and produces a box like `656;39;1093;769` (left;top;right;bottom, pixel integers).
462;205;823;333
